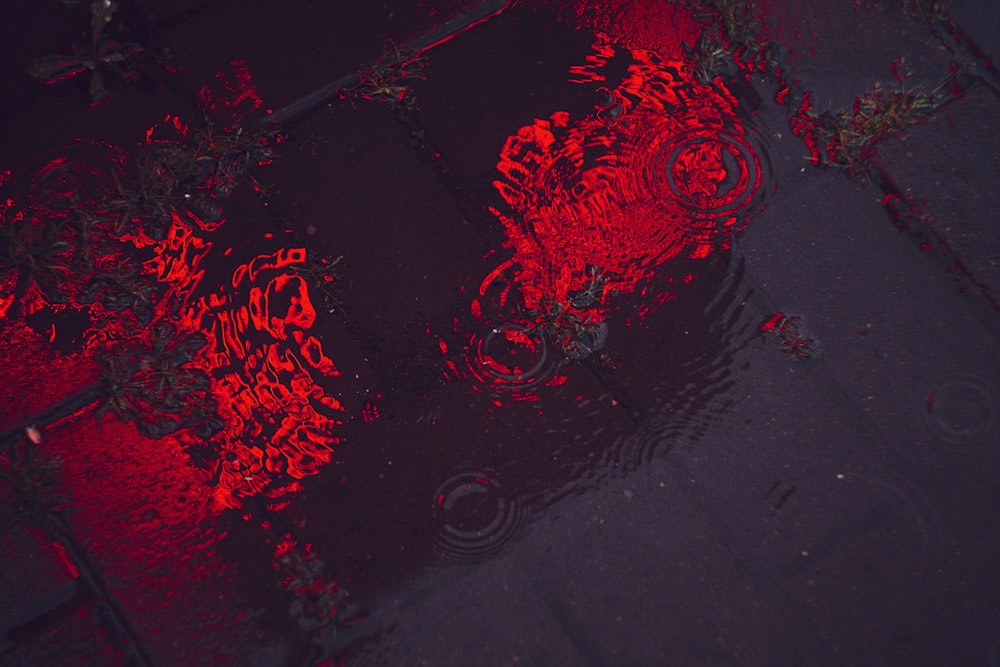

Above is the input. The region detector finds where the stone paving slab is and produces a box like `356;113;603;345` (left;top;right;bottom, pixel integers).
3;599;124;667
261;102;490;408
0;502;96;663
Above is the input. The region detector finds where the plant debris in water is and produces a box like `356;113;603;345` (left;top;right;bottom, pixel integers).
761;312;814;360
529;265;611;360
1;120;278;320
288;252;344;314
791;59;955;182
340;41;426;111
683;0;778;83
111;122;278;240
96;321;221;438
274;536;359;632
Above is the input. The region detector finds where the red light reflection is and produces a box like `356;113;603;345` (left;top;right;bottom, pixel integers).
180;246;344;510
2;63;345;513
479;37;765;354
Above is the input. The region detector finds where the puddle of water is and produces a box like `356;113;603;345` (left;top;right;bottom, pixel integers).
485;36;771;345
13;0;997;663
0;62;353;660
288;16;780;649
2;6;786;655
605;255;759;474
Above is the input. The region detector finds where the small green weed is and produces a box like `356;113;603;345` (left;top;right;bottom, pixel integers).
1;430;67;525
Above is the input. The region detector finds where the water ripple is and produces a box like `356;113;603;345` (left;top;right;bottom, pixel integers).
430;468;528;564
920;373;998;451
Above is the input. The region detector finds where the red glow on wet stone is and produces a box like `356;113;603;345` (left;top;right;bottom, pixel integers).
555;0;704;57
0;322;248;660
1;63;347;513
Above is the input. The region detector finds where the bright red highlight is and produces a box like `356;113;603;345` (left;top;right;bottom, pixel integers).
181;246;344;509
1;63;345;512
488;39;765;324
761;312;787;332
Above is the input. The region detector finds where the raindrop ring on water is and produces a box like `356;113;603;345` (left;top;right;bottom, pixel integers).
922;374;997;448
431;471;526;563
30;139;124;215
653;128;762;219
467;322;554;392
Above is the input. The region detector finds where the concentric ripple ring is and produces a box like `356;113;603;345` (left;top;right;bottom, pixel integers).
431;470;527;563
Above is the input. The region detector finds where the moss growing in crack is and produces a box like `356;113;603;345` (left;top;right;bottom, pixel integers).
341;41;426;111
96;321;220;439
109;123;277;240
791;60;956;182
26;0;145;104
683;0;779;83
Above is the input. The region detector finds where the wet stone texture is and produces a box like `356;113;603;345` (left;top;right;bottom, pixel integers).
2;0;1000;666
0;509;114;666
876;85;1000;306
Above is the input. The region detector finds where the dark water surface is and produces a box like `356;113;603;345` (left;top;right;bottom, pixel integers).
2;1;999;665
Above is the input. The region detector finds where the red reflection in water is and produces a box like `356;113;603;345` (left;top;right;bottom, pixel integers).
789;90;823;167
198;59;265;133
486;38;764;324
552;0;703;57
2;63;345;512
181;246;344;509
1;61;352;661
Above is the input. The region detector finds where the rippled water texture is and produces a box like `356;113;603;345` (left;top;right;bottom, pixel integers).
484;40;768;322
431;468;528;563
180;247;344;509
1;68;345;512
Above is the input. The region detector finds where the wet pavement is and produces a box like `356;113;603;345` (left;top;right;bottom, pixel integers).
2;1;1000;665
